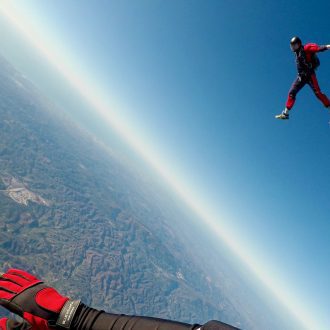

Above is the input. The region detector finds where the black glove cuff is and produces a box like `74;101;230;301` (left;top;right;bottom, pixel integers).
56;300;81;329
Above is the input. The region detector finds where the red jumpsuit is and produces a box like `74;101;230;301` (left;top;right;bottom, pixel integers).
286;43;330;109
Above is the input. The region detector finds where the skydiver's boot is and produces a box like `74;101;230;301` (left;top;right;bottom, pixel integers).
275;107;289;120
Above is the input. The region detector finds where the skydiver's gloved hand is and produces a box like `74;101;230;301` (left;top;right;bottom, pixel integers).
0;269;80;330
0;269;241;330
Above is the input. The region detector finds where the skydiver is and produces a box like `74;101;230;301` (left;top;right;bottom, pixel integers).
276;37;330;119
0;269;240;330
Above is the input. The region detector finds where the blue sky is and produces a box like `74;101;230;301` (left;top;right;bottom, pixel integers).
0;0;330;328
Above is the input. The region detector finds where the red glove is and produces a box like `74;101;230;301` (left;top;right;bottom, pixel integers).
0;269;80;329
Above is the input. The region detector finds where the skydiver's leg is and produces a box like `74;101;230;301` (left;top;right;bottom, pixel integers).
308;73;330;108
276;76;307;119
286;76;307;110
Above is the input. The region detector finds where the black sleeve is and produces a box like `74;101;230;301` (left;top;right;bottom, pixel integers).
71;304;241;330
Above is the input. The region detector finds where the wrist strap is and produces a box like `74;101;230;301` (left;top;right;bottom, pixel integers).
56;300;81;329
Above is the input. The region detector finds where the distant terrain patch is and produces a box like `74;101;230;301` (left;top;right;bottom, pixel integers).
1;174;50;206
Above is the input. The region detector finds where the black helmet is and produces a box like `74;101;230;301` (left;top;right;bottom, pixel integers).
290;36;302;52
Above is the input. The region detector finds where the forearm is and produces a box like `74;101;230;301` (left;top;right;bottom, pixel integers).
72;304;199;330
71;304;240;330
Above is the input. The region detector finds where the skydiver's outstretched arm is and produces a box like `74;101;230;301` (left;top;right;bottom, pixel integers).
0;269;240;330
304;43;329;53
71;303;239;330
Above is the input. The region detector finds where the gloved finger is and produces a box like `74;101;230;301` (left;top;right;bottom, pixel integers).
6;269;39;282
1;274;31;287
0;280;21;299
0;278;24;292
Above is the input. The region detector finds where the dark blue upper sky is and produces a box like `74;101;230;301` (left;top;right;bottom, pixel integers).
0;1;329;328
